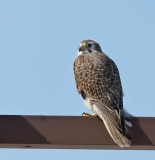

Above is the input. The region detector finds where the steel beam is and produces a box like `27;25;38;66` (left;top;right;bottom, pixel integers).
0;115;154;150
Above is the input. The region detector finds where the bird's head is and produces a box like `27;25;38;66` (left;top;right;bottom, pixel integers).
78;40;102;55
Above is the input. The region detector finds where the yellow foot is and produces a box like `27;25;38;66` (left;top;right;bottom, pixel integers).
82;112;98;117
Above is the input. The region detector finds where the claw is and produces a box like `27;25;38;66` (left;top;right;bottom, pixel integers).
82;112;98;117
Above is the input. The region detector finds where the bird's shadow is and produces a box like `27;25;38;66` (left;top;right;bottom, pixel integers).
129;117;153;146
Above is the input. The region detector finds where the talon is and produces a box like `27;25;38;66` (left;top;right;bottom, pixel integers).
93;113;98;117
82;112;98;117
82;112;91;116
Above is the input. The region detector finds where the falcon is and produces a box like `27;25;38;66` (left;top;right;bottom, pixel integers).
73;40;131;147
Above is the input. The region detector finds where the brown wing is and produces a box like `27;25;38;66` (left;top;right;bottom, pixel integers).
74;52;125;134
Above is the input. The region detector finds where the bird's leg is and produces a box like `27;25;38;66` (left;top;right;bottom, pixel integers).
82;112;98;117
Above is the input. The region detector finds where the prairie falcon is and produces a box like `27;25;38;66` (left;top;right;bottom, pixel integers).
73;40;131;147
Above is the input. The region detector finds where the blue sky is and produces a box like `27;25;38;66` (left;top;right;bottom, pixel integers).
0;0;155;159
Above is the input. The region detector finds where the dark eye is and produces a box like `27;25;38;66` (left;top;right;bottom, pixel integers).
87;43;93;47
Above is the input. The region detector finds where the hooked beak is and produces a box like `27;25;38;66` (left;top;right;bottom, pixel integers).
79;43;86;51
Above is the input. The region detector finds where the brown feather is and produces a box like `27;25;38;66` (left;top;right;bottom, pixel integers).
74;42;131;147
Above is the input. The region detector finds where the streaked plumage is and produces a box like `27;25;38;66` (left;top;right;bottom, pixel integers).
73;40;131;147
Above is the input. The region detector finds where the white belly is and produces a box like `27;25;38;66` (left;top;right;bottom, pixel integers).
84;98;107;121
84;98;99;114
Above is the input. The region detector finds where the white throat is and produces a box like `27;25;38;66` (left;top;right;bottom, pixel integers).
78;50;90;55
78;49;98;55
78;51;83;55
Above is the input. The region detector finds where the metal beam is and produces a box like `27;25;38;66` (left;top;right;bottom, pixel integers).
0;115;154;150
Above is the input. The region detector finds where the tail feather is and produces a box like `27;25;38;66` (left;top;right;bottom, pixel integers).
87;99;132;147
102;115;131;147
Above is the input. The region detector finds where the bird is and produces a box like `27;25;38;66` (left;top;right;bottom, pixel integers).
73;40;132;147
